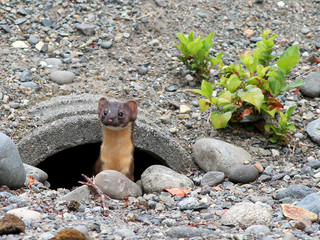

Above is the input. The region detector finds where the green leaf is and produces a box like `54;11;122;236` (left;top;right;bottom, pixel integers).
238;87;264;111
223;103;238;113
205;32;214;45
210;112;232;129
210;51;223;66
281;79;303;92
176;33;188;45
241;53;258;73
269;76;281;96
261;103;277;117
287;123;296;131
227;74;242;93
187;38;203;56
264;124;271;132
218;91;232;106
286;105;297;118
192;89;204;96
200;80;213;98
276;45;300;74
199;99;211;112
188;30;194;42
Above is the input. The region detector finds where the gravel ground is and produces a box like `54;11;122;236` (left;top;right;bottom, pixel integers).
1;0;320;239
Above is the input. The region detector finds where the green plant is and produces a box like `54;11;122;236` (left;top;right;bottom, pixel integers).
265;106;296;144
193;29;303;144
174;30;223;79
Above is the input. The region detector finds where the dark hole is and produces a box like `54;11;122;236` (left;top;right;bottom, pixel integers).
37;142;165;189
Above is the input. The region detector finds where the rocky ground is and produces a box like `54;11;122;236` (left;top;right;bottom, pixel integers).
1;0;320;239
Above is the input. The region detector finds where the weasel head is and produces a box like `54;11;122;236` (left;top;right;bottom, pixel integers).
98;97;138;128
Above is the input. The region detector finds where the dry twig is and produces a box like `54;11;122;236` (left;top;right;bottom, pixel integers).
79;174;111;215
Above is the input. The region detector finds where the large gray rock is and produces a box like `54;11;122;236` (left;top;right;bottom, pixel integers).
141;165;194;193
220;202;272;227
300;72;320;98
0;133;26;188
305;118;320;145
193;138;251;174
95;170;142;199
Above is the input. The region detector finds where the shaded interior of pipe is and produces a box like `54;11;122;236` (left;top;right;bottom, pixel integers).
37;143;165;189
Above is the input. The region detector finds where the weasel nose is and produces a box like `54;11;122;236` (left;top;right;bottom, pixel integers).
107;119;114;124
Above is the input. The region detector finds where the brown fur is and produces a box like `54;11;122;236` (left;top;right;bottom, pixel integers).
94;98;137;181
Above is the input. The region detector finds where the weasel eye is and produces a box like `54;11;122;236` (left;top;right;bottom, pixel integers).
118;112;123;117
103;111;108;115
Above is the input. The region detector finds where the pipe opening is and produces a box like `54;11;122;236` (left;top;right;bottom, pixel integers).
36;143;165;189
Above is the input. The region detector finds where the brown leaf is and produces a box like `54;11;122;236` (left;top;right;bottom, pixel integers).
282;204;318;221
163;188;191;197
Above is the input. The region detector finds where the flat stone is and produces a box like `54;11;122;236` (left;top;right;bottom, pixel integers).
138;66;148;75
11;41;29;48
178;197;199;210
74;23;95;36
44;58;63;66
7;208;42;221
61;185;91;202
245;225;270;235
193;138;251;174
49;71;75;85
0;132;26;188
20;82;38;89
141;165;194;193
300;72;320;98
200;171;225;187
166;226;214;238
229;165;259;183
274;185;314;200
0;25;10;33
95;170;142;200
220;202;272;227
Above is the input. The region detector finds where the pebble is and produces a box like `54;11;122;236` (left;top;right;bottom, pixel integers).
20;70;33;82
245;225;270;235
178;197;199;210
7;208;42;221
200;171;225;186
11;41;29;48
101;41;113;49
229;165;260;183
296;193;320;214
44;58;63;67
244;29;255;38
180;104;191;114
274;185;314;200
138;66;148;75
20;82;39;89
74;23;95;36
49;71;75;85
305;118;320;145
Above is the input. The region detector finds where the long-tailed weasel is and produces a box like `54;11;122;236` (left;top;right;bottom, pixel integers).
94;97;138;181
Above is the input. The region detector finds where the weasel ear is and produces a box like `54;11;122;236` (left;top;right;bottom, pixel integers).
98;97;108;115
126;100;138;121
